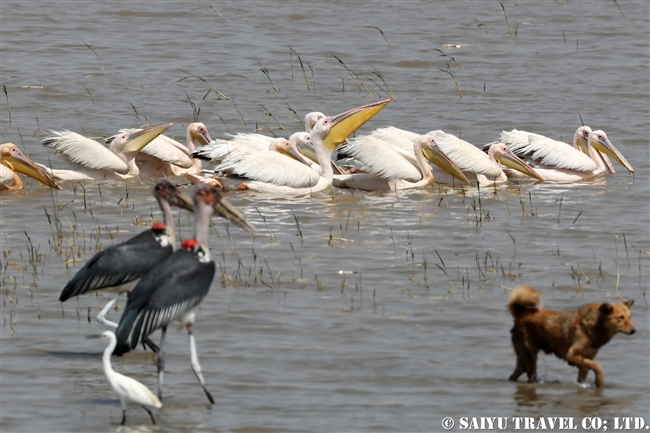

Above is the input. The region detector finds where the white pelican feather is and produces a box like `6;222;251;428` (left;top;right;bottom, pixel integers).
496;127;597;172
44;131;130;174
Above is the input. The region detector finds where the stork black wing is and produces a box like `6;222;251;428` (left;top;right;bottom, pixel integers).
59;229;172;302
113;248;215;356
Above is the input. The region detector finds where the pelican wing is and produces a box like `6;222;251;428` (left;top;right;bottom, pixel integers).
216;151;320;188
43;131;128;174
369;126;420;152
226;133;273;151
428;130;502;178
499;130;597;172
192;140;256;162
118;129;193;168
343;136;421;181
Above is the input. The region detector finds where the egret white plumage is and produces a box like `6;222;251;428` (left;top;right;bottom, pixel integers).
59;180;193;332
100;330;162;425
333;135;468;191
212;98;392;195
113;183;256;403
1;142;61;190
491;127;633;182
41;123;171;180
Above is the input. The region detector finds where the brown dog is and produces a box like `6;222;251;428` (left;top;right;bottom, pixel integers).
507;285;635;388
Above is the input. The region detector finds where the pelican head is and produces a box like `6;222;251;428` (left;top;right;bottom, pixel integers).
269;137;313;167
153;179;194;212
1;142;61;189
322;98;393;150
489;143;544;181
588;130;634;174
304;112;326;133
573;126;593;155
188;123;212;146
417;135;470;184
112;123;173;154
289;131;311;148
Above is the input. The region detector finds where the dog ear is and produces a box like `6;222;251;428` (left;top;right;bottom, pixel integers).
624;299;635;308
599;303;613;315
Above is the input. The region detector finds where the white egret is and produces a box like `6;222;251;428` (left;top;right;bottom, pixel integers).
101;330;162;425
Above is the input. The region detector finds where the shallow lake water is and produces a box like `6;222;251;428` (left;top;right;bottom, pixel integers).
1;1;649;432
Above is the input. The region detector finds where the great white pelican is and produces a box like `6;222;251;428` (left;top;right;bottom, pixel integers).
41;123;172;180
212;98;392;195
117;122;212;176
333;134;467;191
1;142;61;191
369;127;543;185
492;127;633;182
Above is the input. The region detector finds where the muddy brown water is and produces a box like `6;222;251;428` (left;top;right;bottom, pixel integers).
1;2;648;432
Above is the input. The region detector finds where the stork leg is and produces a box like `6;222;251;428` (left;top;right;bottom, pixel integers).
187;322;215;404
157;326;167;401
121;410;126;425
96;293;120;328
142;406;156;425
142;337;159;353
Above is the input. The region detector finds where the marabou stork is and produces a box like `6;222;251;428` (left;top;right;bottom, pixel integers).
58;180;193;336
113;183;256;403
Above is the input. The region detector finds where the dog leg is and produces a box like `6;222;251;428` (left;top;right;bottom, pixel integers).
510;329;527;381
526;350;538;383
509;364;524;381
577;367;589;383
568;354;604;388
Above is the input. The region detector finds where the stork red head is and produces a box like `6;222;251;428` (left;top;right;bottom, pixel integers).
181;238;200;249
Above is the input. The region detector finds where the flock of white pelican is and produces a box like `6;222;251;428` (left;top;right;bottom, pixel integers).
1;98;634;193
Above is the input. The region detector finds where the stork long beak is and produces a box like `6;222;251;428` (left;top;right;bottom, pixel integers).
420;144;470;185
169;189;195;212
323;98;393;150
3;150;62;190
122;123;173;153
495;148;544;181
591;137;634;174
212;194;257;236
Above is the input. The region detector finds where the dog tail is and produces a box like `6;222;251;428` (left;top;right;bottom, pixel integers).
507;285;541;317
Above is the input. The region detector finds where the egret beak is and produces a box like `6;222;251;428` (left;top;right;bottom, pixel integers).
323;97;393;150
211;193;257;236
591;137;634;174
3;149;62;190
122;123;173;153
421;144;470;185
496;148;545;181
